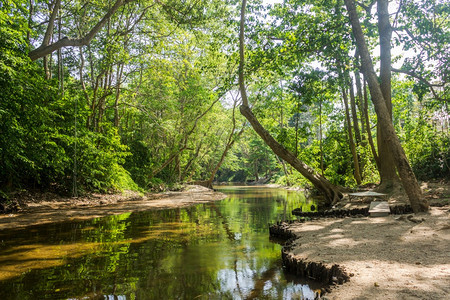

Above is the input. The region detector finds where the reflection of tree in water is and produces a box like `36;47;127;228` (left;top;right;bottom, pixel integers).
0;187;318;299
246;262;278;300
210;203;244;298
210;201;282;299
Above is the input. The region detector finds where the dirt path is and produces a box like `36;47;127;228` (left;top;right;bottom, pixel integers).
285;207;450;300
0;186;227;230
283;181;450;300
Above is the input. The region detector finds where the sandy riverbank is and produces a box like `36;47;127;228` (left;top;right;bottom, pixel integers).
0;185;227;230
279;181;450;300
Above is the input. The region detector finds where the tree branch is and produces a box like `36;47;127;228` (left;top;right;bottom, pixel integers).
42;0;61;47
355;0;376;14
392;67;448;101
29;0;130;61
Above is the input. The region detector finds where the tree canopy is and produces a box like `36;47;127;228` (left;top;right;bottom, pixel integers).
0;0;448;211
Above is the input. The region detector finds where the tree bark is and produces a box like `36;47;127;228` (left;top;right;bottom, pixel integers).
363;76;380;169
342;84;362;185
27;0;34;43
114;63;124;127
240;106;343;204
376;0;400;191
344;0;428;212
348;75;362;144
354;53;366;137
319;98;324;176
239;0;343;205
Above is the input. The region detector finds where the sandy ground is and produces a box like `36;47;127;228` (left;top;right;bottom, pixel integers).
0;185;227;230
284;181;450;300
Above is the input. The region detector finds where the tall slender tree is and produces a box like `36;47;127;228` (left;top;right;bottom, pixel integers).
376;0;401;191
344;0;428;212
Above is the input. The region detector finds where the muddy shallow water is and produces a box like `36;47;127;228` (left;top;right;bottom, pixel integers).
0;186;320;300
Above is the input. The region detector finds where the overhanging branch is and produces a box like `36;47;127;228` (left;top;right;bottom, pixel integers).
392;67;448;102
29;0;130;61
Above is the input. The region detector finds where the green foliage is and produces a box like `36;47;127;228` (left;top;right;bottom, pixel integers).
76;126;131;192
407;129;449;180
1;0;448;198
0;16;134;193
0;13;68;190
392;79;450;180
123;138;153;188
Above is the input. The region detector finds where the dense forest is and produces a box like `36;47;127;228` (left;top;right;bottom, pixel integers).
1;0;448;210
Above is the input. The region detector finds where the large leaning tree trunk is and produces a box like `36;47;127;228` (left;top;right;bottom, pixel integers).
238;0;343;205
344;0;428;212
375;0;401;192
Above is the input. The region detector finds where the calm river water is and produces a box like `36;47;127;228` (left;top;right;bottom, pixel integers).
0;186;319;299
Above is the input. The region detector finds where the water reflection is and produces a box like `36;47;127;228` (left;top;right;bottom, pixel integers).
0;186;318;299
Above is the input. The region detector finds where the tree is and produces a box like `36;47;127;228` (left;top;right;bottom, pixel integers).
339;68;362;185
391;0;449;102
239;0;343;205
344;0;428;212
205;93;246;188
29;0;133;61
375;0;401;191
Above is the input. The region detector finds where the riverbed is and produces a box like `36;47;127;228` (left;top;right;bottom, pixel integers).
0;186;320;299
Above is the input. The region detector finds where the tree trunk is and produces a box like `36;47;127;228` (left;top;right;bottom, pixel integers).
348;75;361;144
295;101;300;157
376;0;401;191
342;85;362;185
57;11;64;94
240;106;343;204
151;94;222;179
354;54;366;138
254;161;259;182
79;47;89;104
114;63;124;127
181;139;204;181
319;99;324;176
27;0;34;43
344;0;428;212
363;76;380;169
276;155;291;186
239;0;343;205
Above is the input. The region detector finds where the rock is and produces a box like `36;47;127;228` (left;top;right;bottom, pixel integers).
395;215;407;221
407;215;425;223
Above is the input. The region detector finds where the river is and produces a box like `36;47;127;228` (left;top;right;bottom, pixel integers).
0;186;319;299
